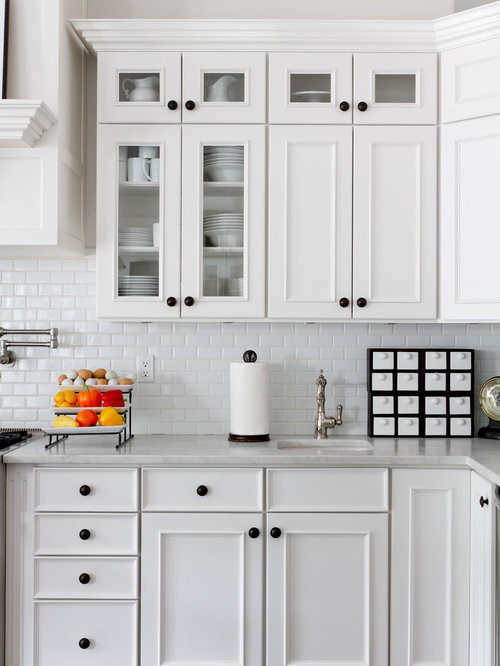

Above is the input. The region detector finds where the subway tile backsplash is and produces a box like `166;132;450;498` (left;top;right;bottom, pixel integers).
0;258;498;435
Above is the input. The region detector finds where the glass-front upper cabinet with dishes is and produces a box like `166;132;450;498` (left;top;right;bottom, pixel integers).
97;52;182;123
268;53;353;123
182;52;266;123
96;125;181;319
354;53;437;124
181;125;266;318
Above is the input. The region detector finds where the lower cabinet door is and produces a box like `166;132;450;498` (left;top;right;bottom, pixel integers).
34;600;137;666
267;512;388;666
141;513;263;666
391;469;470;666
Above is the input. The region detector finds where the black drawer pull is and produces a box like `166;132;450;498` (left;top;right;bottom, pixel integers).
79;485;91;496
196;485;208;496
480;496;489;508
167;100;178;110
357;101;368;112
79;529;91;541
79;573;91;585
248;527;260;539
339;101;350;111
185;100;196;111
79;638;91;649
270;527;281;539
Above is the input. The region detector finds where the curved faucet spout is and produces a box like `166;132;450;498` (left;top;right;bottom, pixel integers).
314;370;343;439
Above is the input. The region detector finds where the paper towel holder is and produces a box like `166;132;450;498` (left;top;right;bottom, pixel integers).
228;350;270;443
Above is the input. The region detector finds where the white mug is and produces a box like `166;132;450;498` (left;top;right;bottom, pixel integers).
150;158;160;183
138;146;159;159
127;157;151;183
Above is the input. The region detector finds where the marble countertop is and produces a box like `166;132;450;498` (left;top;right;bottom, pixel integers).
4;433;500;486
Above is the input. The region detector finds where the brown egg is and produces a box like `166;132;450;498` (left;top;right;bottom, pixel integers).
78;369;93;380
119;377;133;385
93;368;107;379
96;378;108;385
58;374;67;385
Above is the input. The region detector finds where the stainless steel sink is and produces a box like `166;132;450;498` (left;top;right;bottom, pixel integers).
277;438;373;451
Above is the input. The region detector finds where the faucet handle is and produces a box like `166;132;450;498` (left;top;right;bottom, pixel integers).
336;404;343;425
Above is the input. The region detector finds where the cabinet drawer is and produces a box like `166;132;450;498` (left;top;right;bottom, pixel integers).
34;514;138;555
34;600;137;666
34;557;138;599
267;468;388;512
142;468;263;511
34;468;138;512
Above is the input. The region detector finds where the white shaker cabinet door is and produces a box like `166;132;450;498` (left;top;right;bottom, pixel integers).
440;115;500;320
391;469;470;666
141;513;263;666
470;472;496;666
267;513;388;666
268;125;352;318
353;125;437;319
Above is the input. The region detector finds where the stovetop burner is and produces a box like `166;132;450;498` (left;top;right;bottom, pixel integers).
0;430;32;450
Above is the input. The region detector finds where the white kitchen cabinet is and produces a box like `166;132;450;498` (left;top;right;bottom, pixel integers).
440;114;500;320
267;512;388;666
268;125;352;319
353;125;437;319
141;512;263;666
181;124;266;318
391;469;470;666
470;472;496;666
354;52;437;124
97;50;266;124
269;124;437;319
441;38;500;124
268;52;353;124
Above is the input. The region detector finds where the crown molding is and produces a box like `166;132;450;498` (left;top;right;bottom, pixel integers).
0;101;56;147
70;18;438;53
434;1;500;51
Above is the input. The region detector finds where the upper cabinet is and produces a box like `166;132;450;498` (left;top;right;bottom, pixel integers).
268;52;437;125
97;51;266;124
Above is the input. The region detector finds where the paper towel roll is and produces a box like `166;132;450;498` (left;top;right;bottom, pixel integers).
229;361;269;440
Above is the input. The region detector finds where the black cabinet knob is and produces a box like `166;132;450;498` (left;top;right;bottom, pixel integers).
79;529;91;541
79;573;91;585
184;296;195;307
79;485;91;496
270;527;281;539
339;101;350;111
248;527;260;539
167;100;178;110
185;100;196;111
357;101;368;112
339;297;350;308
79;638;91;650
196;484;208;496
356;297;367;308
480;496;489;508
166;297;177;307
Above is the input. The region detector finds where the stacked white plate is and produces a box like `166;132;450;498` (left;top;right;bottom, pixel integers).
204;213;244;247
291;90;330;103
118;275;159;296
204;146;244;182
119;227;153;247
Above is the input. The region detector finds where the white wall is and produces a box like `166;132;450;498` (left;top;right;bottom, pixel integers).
86;0;454;20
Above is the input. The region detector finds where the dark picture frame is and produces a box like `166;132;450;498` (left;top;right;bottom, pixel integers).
1;0;9;98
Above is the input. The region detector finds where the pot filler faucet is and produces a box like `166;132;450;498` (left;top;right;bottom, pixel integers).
314;370;343;439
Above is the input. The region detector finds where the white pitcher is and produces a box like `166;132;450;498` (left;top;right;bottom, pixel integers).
206;74;239;102
122;76;159;102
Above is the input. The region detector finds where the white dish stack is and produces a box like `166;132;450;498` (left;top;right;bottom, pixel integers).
204;145;244;182
119;227;154;247
118;275;159;296
204;213;244;247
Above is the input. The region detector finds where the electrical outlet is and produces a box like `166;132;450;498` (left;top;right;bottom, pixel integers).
137;355;154;382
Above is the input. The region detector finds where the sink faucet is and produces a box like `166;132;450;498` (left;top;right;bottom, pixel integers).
314;370;343;439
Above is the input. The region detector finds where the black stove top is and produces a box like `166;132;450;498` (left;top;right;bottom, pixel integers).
0;430;32;450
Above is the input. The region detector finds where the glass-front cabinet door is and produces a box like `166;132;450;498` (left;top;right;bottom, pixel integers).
182;53;266;123
354;53;437;124
268;53;353;123
182;125;266;318
97;124;181;319
97;52;181;123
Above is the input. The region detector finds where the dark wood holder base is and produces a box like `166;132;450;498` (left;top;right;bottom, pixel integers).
228;433;270;443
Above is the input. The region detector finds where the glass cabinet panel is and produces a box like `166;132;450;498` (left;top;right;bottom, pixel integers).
203;73;245;103
118;73;161;103
117;144;161;299
290;73;332;104
202;144;245;298
374;74;416;104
